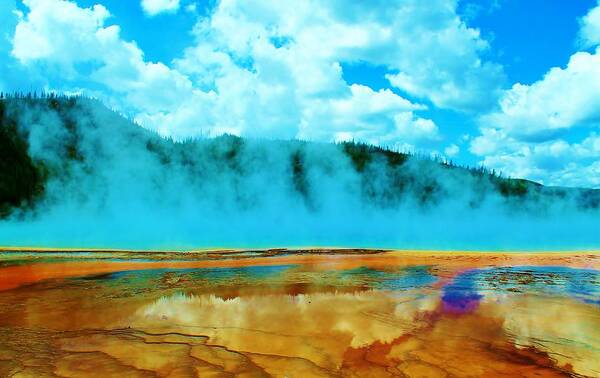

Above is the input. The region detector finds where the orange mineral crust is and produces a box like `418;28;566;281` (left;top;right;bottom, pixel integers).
0;249;598;377
0;249;597;291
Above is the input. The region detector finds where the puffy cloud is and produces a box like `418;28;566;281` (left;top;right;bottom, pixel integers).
472;134;600;187
184;0;504;112
298;84;437;147
444;144;460;157
11;0;196;116
471;40;600;187
481;49;600;140
481;15;600;188
12;0;110;67
8;0;501;150
305;103;440;153
166;0;492;141
579;1;600;48
140;0;180;17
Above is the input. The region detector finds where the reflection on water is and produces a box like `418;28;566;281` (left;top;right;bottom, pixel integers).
0;251;598;377
467;266;599;305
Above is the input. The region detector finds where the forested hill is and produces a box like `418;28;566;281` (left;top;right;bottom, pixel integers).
1;94;599;220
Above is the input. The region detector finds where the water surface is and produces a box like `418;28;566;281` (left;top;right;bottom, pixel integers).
0;250;598;377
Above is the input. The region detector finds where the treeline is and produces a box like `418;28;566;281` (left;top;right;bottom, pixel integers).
0;97;46;217
1;93;599;218
0;91;80;100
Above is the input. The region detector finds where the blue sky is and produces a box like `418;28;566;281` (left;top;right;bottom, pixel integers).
1;0;600;187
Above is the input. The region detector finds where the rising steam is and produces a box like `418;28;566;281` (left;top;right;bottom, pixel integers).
0;96;598;250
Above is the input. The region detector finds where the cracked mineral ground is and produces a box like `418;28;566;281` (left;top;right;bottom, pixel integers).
0;250;598;377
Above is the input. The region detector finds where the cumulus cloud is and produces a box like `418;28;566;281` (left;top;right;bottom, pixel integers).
472;134;600;187
9;0;600;187
141;0;180;17
165;0;497;140
11;0;199;118
297;84;439;148
467;2;600;187
444;144;460;157
472;47;600;187
184;0;504;112
7;0;503;149
481;49;600;139
12;0;110;66
579;1;600;48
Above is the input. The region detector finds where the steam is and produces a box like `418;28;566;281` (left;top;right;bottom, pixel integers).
0;97;599;250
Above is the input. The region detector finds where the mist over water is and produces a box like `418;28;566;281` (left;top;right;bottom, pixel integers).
0;97;599;250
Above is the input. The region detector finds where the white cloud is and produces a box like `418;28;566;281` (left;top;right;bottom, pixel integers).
472;134;600;187
444;144;460;157
8;0;502;151
393;114;440;142
141;0;180;17
16;0;600;187
468;1;600;188
579;1;600;48
299;85;439;149
184;0;504;112
12;0;110;68
166;0;496;140
12;0;196;118
481;48;600;140
472;46;600;187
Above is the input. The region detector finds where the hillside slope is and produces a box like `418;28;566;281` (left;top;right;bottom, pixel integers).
0;95;599;249
1;95;598;216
